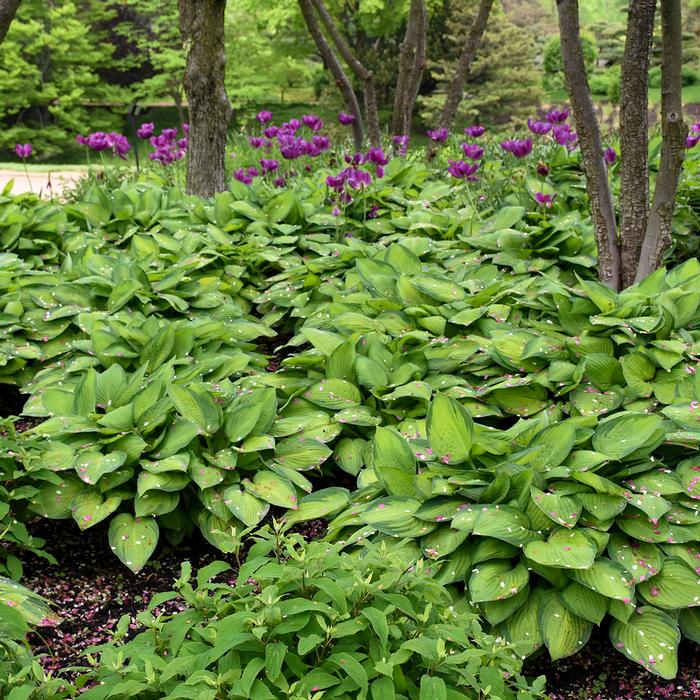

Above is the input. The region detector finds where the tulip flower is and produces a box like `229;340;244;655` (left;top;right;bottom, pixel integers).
534;192;556;208
14;143;32;159
427;128;448;143
447;159;479;180
256;110;273;125
500;139;533;158
461;143;484;160
464;125;485;138
338;112;357;125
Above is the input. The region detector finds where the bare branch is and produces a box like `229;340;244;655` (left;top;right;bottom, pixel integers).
635;0;686;282
298;0;364;148
557;0;620;289
619;0;655;288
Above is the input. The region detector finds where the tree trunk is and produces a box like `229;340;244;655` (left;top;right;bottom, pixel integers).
0;0;21;46
310;0;381;146
436;0;493;133
619;0;655;288
635;0;686;283
557;0;621;289
178;0;231;197
298;0;364;148
392;0;427;136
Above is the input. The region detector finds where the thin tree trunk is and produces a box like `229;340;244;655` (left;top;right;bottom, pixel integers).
392;0;427;136
0;0;21;46
619;0;655;288
436;0;493;133
298;0;364;148
403;0;428;135
178;0;231;197
310;0;381;146
635;0;686;283
557;0;621;289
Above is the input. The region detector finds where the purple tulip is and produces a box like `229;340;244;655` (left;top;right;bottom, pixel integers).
604;147;617;165
14;143;32;159
551;124;577;147
260;158;279;174
500;139;533;158
86;132;109;151
234;168;253;185
76;134;89;146
107;132;131;160
447;159;479;180
464;125;485;138
249;136;267;149
461;143;484;160
392;134;409;156
263;126;280;139
686;135;700;149
534;192;556;208
181;123;189;134
338;112;357;125
326;173;346;191
302;114;324;132
273;176;286;187
256;110;273;125
137;122;155;139
365;147;389;167
346;168;372;190
162;128;178;140
427;128;449;143
285;119;302;133
344;152;363;166
527;119;551;136
278;135;304;160
546;108;570;124
536;162;550;177
312;135;331;152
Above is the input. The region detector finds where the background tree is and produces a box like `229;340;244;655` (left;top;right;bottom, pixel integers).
0;0;21;45
0;0;120;157
422;0;541;128
557;0;686;289
178;0;232;197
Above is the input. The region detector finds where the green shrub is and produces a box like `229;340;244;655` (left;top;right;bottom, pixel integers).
81;525;546;700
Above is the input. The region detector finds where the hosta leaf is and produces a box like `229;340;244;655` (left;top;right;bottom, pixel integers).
137;471;190;496
637;558;700;609
426;393;473;465
70;491;122;530
539;590;593;660
607;534;664;583
610;608;679;679
244;470;298;509
679;607;700;643
524;422;576;470
469;561;529;603
223;487;269;527
482;585;530;625
29;477;85;519
531;486;581;528
333;438;366;475
471;505;542;547
523;528;596;569
359;497;437;538
578;493;627;520
500;586;545;657
559;582;608;625
134;491;180;518
284;487;350;525
570;558;634;601
420;526;469;559
74;451;127;485
108;514;159;573
167;384;221;436
373;427;416;474
304;379;362;409
274;438;332;470
591;413;663;460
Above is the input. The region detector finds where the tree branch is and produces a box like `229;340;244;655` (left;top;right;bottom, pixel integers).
298;0;364;148
635;0;686;283
0;0;21;46
557;0;621;289
619;0;655;288
310;0;380;145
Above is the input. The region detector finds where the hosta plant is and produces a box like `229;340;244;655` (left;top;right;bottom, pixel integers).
319;393;700;679
80;524;546;700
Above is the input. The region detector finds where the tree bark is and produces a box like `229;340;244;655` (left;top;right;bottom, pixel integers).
619;0;655;288
178;0;231;197
310;0;381;146
298;0;364;148
635;0;686;283
557;0;621;289
436;0;493;133
0;0;21;46
392;0;428;136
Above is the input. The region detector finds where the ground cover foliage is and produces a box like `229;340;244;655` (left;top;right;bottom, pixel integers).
2;122;700;695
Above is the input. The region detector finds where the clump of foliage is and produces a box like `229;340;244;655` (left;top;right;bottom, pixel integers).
80;525;546;700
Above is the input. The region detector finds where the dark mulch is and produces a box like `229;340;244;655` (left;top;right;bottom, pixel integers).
527;626;700;700
16;516;327;677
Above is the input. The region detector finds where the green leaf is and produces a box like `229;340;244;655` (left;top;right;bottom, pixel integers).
610;608;679;678
70;491;122;530
469;561;529;603
361;607;389;647
304;379;362;409
244;470;298;509
360;497;437;538
591;413;663;460
571;558;634;601
637;558;700;609
284;487;350;525
559;582;608;625
539;591;593;660
108;514;159;573
167;384;221;436
426;393;474;465
419;675;446;700
223;487;269;527
524;528;597;569
531;486;581;528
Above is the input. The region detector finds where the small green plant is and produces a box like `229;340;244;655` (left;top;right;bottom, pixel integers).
81;524;546;700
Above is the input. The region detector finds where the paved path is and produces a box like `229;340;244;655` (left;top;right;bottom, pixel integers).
0;169;86;198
